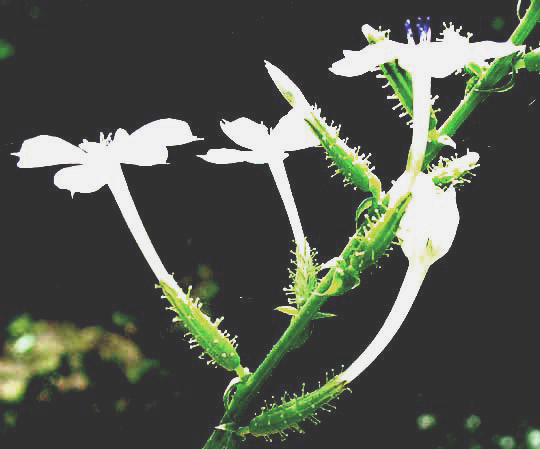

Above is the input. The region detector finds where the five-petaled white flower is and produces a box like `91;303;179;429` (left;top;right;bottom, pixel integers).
340;171;461;383
13;119;201;284
330;19;523;182
14;119;200;196
198;68;319;247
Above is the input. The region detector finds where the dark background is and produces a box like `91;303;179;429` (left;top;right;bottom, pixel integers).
1;0;539;448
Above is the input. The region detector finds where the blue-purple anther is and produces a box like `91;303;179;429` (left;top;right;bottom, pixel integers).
405;16;431;43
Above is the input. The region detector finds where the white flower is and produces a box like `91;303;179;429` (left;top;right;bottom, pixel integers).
330;19;524;181
330;21;524;80
13;119;201;284
263;60;312;112
198;72;319;247
199;108;319;166
340;172;460;384
14;119;200;196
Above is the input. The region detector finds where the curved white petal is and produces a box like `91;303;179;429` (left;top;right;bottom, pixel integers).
114;128;130;142
53;164;109;195
466;41;525;65
270;108;319;152
220;118;270;151
420;41;525;78
329;40;403;77
129;119;201;147
198;148;282;165
397;173;459;266
264;60;311;111
436;134;456;148
13;135;86;168
113;119;201;167
428;186;459;261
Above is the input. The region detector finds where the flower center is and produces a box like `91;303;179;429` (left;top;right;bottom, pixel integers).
404;17;431;45
99;132;114;146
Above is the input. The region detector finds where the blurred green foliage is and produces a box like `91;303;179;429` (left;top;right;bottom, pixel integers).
0;314;157;405
0;38;14;60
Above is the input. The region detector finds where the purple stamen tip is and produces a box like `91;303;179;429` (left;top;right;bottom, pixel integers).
423;16;431;34
404;18;412;34
405;17;431;42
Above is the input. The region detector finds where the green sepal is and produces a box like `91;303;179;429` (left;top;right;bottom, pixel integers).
160;280;246;375
429;152;479;189
315;193;410;298
348;192;411;273
305;114;381;201
364;27;438;131
355;197;374;230
524;51;540;71
318;258;361;297
241;373;348;439
275;306;336;320
285;241;320;309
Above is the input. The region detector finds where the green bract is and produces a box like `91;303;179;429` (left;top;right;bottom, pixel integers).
320;192;411;297
235;373;348;440
160;281;247;377
305;113;382;201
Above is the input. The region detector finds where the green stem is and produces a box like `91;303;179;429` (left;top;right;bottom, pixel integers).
202;194;412;449
202;272;333;449
422;0;540;169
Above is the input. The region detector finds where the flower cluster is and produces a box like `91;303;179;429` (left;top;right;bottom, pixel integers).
8;11;535;449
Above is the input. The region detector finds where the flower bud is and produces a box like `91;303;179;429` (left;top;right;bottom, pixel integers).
394;173;459;267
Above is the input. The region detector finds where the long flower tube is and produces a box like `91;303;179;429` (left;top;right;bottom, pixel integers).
267;157;305;246
106;163;170;282
340;172;460;383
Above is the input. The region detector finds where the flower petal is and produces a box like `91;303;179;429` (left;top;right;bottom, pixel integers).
220;118;270;151
198;148;285;165
264;60;311;111
424;40;525;78
129;119;201;147
13;135;86;168
466;41;525;65
329;40;403;77
397;173;459;266
429;186;459;261
113;119;201;166
270;108;319;152
53;164;109;196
